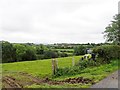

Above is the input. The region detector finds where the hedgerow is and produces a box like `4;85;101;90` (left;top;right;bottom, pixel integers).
93;45;120;63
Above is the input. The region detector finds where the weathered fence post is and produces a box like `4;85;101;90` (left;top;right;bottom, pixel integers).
52;58;58;75
72;56;75;66
52;59;55;75
56;58;58;69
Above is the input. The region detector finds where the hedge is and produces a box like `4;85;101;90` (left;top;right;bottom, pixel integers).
93;45;120;63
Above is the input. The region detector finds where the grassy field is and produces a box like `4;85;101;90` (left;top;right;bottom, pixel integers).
54;49;74;56
55;49;74;51
2;56;119;88
2;56;81;78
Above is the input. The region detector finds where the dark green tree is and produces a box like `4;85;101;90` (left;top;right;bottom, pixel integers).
44;50;58;59
22;46;37;61
104;14;120;45
13;44;27;61
2;41;16;63
36;44;48;54
74;45;86;55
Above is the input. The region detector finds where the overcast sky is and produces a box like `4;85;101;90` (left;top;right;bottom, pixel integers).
0;0;119;44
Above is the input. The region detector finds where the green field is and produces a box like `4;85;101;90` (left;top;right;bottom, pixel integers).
55;49;74;51
3;56;81;78
54;49;74;56
2;56;119;88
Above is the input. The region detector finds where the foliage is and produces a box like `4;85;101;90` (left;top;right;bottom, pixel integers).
78;60;98;69
54;59;100;77
36;54;44;60
104;14;120;44
36;44;48;54
58;52;68;57
74;45;86;55
54;60;118;83
13;44;27;61
2;41;75;62
22;46;37;61
2;40;119;63
54;45;120;77
44;50;58;59
13;44;37;62
2;41;38;63
93;45;120;63
2;41;16;63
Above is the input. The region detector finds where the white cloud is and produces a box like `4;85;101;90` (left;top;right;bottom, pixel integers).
0;0;119;44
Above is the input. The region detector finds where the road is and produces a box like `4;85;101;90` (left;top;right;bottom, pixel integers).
91;70;119;88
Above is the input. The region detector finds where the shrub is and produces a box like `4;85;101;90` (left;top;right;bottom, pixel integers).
54;60;98;77
54;67;81;77
77;60;98;69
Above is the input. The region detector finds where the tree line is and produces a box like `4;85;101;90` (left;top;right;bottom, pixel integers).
1;40;102;63
1;40;114;63
1;41;69;63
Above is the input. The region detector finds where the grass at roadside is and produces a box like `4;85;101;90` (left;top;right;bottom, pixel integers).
25;83;91;88
54;59;118;82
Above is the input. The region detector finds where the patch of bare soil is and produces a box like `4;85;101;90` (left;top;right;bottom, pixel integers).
2;76;23;88
19;72;95;85
62;77;95;84
2;72;95;88
19;72;64;85
19;72;44;84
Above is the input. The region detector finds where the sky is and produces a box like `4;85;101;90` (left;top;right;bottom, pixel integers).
0;0;119;44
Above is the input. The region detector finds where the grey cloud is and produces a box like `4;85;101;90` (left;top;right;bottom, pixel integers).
0;0;119;43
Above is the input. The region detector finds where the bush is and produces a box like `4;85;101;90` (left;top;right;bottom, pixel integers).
54;67;80;77
54;60;98;77
93;45;120;63
77;60;98;69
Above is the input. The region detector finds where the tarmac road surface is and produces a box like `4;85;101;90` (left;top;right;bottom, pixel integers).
91;70;119;88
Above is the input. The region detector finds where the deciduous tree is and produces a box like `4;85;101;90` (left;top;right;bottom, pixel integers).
104;14;120;45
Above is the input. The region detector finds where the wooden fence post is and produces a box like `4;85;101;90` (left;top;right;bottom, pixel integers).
52;58;58;75
52;59;55;75
72;56;75;66
55;58;58;69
